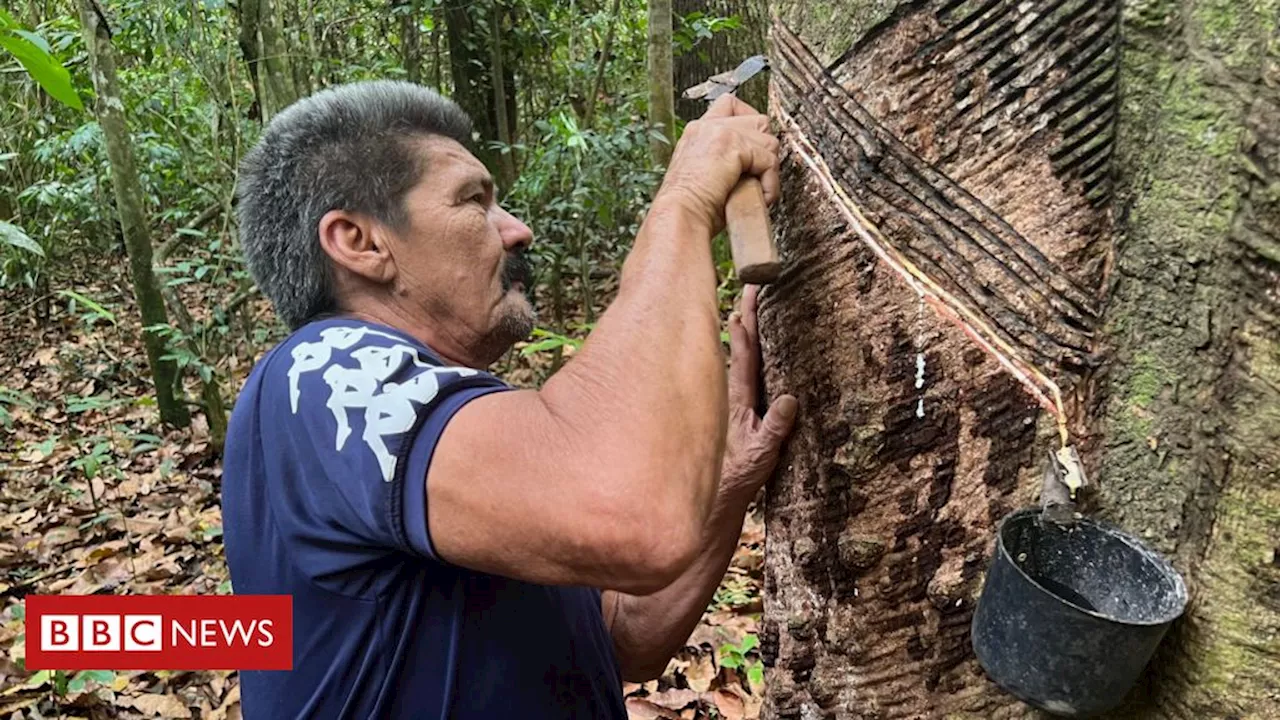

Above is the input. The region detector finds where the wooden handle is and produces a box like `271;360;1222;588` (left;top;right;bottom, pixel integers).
725;177;780;284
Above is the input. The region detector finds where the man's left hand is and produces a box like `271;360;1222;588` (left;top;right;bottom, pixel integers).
721;285;798;501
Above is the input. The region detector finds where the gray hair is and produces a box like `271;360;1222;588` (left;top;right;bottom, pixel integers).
236;80;473;330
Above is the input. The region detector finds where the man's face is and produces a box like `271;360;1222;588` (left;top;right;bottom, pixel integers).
387;136;535;364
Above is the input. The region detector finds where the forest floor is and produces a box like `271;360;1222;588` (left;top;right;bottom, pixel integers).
0;261;766;720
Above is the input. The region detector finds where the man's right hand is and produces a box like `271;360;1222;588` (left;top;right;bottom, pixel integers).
654;94;781;236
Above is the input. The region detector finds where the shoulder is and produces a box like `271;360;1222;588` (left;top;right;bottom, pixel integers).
260;317;507;406
245;317;509;482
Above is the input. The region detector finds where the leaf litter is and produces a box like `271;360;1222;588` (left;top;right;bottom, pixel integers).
1;265;767;720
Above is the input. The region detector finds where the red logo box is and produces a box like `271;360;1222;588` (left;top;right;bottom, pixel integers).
25;595;292;670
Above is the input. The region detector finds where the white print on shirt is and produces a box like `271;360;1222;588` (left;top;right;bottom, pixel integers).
287;326;478;481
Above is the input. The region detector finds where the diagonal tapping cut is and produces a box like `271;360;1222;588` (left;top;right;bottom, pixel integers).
776;101;1072;447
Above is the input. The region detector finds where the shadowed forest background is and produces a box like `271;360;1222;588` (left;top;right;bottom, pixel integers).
0;1;770;717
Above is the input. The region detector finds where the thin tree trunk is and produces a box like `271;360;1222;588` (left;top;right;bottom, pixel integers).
583;0;623;128
258;0;297;113
489;5;516;192
761;0;1279;717
647;0;675;168
430;1;443;90
400;0;422;84
445;0;498;168
287;0;312;96
235;0;267;120
78;0;190;429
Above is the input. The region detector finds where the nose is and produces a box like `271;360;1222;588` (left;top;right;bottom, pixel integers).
495;206;533;251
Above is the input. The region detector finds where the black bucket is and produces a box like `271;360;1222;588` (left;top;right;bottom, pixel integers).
971;508;1187;717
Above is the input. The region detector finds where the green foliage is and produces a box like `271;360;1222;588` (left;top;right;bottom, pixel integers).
521;326;589;356
0;385;36;428
719;633;764;687
674;11;742;55
0;220;43;256
0;9;82;110
57;289;117;326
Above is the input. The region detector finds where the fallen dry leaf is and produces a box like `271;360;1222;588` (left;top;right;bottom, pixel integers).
712;688;746;720
208;684;240;720
626;697;681;720
682;653;716;693
647;687;700;711
121;692;192;718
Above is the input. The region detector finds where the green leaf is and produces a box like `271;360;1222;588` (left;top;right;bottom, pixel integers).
35;435;57;457
519;337;568;356
0;31;82;110
747;664;764;686
0;220;44;257
57;289;116;325
72;669;115;689
26;669;51;688
740;634;759;652
13;29;50;54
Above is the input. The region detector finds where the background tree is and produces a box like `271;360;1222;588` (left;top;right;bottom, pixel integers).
672;0;766;121
760;0;1279;717
647;0;674;167
77;0;188;429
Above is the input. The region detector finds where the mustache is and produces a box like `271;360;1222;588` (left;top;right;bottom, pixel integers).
500;249;533;292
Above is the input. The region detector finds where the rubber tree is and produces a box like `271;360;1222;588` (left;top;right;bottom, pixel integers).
647;0;675;167
78;0;189;429
759;0;1279;717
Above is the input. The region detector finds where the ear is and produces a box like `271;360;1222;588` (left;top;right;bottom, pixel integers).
318;210;396;284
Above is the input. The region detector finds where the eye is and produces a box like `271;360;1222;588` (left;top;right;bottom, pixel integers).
470;192;487;206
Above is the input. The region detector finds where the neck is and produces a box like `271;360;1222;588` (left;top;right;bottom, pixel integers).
341;299;487;370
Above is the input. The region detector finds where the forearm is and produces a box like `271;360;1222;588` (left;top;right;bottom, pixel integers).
604;488;753;681
540;202;728;529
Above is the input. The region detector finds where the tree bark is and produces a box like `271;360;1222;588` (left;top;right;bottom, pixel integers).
399;0;422;84
235;0;266;120
647;0;675;168
672;0;767;121
583;0;623;128
761;0;1279;717
258;0;296;113
488;5;516;192
236;0;296;121
445;0;511;171
78;0;190;429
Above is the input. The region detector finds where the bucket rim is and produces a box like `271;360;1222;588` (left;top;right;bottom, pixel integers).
996;507;1189;627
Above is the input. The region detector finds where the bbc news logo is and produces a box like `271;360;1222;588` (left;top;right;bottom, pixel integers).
25;595;291;670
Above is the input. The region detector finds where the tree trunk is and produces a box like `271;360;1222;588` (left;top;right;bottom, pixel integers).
445;0;499;169
258;0;296;113
236;0;296;121
672;0;767;121
647;0;675;168
399;0;422;84
235;0;266;120
488;5;516;192
78;1;190;429
583;0;623;128
760;0;1279;718
286;0;312;97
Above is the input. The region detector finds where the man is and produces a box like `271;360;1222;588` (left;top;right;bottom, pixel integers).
222;80;797;718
